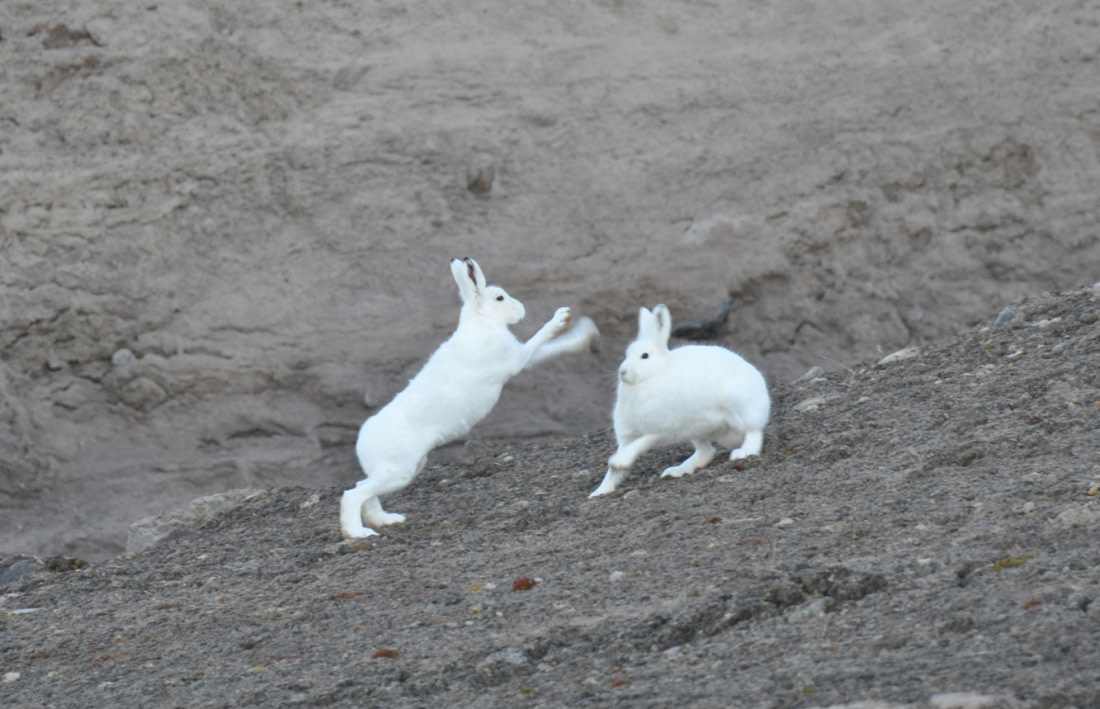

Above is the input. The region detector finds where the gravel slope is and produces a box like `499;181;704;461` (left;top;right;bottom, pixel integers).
2;287;1097;708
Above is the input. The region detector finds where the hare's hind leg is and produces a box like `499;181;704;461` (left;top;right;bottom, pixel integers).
362;496;406;528
729;429;764;460
340;485;380;539
661;439;715;478
339;465;416;538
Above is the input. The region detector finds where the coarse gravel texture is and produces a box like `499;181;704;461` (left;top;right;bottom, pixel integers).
2;287;1098;708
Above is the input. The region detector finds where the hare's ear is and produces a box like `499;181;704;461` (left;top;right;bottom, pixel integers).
464;257;487;291
636;306;655;340
651;304;672;347
451;257;481;305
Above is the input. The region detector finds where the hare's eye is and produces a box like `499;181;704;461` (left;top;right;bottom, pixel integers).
496;295;504;302
641;353;649;359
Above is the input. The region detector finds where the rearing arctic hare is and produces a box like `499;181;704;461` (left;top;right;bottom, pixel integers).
341;257;599;539
590;303;769;497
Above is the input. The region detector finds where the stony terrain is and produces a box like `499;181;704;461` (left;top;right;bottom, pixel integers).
1;1;1100;704
2;286;1098;708
2;0;1100;560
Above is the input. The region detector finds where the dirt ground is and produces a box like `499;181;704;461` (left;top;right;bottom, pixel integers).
2;1;1100;704
2;0;1100;561
2;286;1098;708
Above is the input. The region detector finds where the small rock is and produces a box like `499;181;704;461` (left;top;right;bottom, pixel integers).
476;648;529;682
992;306;1018;330
580;677;603;695
775;517;795;528
466;153;495;194
1055;504;1099;526
3;672;20;684
877;346;920;365
795;366;826;382
119;376;168;410
788;596;834;621
0;557;44;587
671;297;732;340
1067;592;1090;612
484;649;527;667
609;570;625;582
43;556;86;572
929;692;1025;709
110;348;134;367
794;396;829;413
512;576;537;591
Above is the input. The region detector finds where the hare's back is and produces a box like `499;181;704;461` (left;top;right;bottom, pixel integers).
670;344;762;383
670;345;769;425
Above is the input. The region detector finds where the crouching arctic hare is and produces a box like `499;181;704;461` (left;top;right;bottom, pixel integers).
590;303;769;497
341;257;600;539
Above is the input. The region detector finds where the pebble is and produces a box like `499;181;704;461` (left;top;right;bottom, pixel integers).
0;557;42;587
992;306;1017;330
795;365;826;382
788;596;833;621
1055;504;1099;526
477;648;528;673
466;153;495;194
877;346;920;365
929;692;1024;709
110;348;134;367
3;672;20;683
794;396;829;413
775;517;794;528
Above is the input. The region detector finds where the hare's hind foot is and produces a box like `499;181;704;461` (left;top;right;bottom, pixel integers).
342;524;380;539
340;487;389;539
729;430;764;460
363;497;406;528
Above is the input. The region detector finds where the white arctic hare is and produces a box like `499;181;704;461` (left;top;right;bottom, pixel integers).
341;257;599;539
590;303;770;497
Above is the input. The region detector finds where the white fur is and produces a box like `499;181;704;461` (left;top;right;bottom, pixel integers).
341;257;599;538
590;303;770;497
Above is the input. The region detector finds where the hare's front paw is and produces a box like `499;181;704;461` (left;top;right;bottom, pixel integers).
589;466;626;498
551;307;572;334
